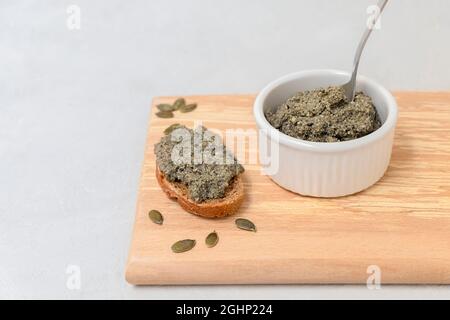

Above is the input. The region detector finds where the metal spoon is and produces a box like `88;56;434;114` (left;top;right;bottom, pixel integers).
343;0;389;101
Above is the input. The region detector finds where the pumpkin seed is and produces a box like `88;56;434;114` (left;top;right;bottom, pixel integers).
148;210;163;225
172;98;186;111
157;103;175;112
235;218;256;232
205;231;219;248
179;103;197;113
171;239;196;253
164;123;182;135
156;110;174;118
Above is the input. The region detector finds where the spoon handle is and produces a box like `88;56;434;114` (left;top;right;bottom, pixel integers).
344;0;389;101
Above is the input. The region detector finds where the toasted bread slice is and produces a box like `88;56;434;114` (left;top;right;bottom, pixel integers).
155;166;244;218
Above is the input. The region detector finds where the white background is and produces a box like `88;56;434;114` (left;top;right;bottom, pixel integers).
1;0;450;299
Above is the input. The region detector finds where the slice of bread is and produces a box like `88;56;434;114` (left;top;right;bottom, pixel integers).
155;166;244;218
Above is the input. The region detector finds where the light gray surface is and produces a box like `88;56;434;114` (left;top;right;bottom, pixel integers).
1;0;449;299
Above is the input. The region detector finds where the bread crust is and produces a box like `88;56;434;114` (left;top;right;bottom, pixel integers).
155;166;244;218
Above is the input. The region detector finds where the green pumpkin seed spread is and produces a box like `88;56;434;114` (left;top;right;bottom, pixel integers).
265;86;381;142
155;125;244;203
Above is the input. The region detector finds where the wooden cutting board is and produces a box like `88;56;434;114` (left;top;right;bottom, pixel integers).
125;93;450;285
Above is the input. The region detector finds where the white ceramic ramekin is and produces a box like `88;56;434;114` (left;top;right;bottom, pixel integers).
253;69;398;197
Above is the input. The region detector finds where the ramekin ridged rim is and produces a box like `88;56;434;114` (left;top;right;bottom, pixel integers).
253;69;398;153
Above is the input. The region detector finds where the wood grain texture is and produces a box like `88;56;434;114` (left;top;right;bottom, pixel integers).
126;92;450;285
